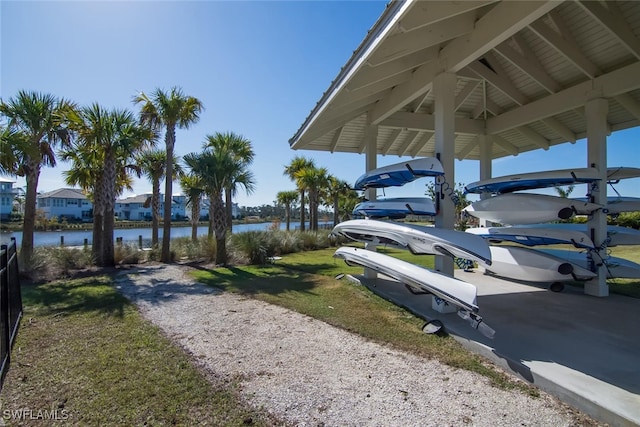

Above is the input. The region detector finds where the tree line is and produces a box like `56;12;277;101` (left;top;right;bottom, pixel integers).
0;89;362;270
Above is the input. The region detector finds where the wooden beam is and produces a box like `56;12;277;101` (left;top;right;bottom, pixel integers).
398;0;497;32
528;16;601;79
369;1;560;125
614;93;640;121
492;134;519;156
456;135;480;160
517;125;549;150
577;1;640;60
541;117;576;143
494;36;560;93
329;126;344;153
358;125;379;154
455;80;480;111
468;57;529;105
379;111;484;135
396;130;419;156
381;128;402;155
486;61;640;134
409;131;434;157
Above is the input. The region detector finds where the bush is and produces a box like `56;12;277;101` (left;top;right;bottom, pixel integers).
229;231;268;265
31;246;94;278
612;212;640;229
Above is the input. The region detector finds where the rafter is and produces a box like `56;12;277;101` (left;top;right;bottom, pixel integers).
381;128;402;155
379;111;484;135
528;14;600;79
456;135;480;160
492;134;519;156
517;125;549;150
494;35;560;94
329;126;345;153
455;80;480;111
541;117;575;143
468;56;528;105
369;14;475;67
369;1;560;124
409;131;434;157
397;0;497;32
358;125;378;154
472;96;503;119
614;93;640;121
396;130;419;156
576;1;640;60
486;61;640;134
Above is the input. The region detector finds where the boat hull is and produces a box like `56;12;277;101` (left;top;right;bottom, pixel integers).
480;246;597;283
463;193;602;225
354;157;444;190
333;246;478;312
538;249;640;279
352;197;436;219
331;219;492;265
466;225;595;248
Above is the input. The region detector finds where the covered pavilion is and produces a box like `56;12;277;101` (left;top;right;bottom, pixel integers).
289;0;640;296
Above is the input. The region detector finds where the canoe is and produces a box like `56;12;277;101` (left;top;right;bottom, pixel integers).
572;196;640;214
538;249;640;279
334;246;478;312
462;193;602;225
480;246;597;283
502;223;640;246
464;166;640;195
353;157;444;190
466;225;595;248
352;197;436;219
331;219;491;265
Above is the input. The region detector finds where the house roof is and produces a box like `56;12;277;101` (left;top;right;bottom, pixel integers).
290;0;640;161
38;188;87;199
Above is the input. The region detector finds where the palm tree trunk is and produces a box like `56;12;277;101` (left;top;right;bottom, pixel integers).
225;187;233;232
101;155;116;267
299;189;306;231
333;195;339;226
190;198;200;242
20;163;39;267
285;203;291;231
92;176;105;266
213;192;227;265
151;180;160;247
161;124;176;263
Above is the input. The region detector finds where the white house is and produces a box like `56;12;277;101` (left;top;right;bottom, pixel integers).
115;193;187;221
36;188;92;222
0;177;17;220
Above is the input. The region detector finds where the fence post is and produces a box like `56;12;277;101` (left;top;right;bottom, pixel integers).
0;244;10;390
84;238;88;249
60;235;64;246
138;235;143;249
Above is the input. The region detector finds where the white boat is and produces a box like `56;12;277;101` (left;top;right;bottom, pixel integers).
480;246;597;283
510;223;640;246
464;167;601;194
331;219;492;265
353;157;444;190
538;249;640;279
466;225;595;249
572;196;640;214
334;246;478;311
465;166;640;195
333;246;495;337
463;193;602;225
352;197;436;219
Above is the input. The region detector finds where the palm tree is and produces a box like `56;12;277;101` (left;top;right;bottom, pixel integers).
325;176;351;226
64;104;153;266
0;90;76;265
179;172;205;242
284;156;315;231
295;166;329;231
137;149;182;248
276;190;299;231
133;87;203;263
203;132;255;232
554;185;575;198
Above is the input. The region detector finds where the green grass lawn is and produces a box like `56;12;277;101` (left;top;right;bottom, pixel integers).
0;277;278;426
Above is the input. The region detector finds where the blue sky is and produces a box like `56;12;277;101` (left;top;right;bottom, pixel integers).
2;0;639;207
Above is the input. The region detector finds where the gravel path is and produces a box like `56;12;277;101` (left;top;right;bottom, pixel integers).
113;263;588;427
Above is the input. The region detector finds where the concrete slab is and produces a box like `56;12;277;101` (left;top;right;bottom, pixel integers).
351;270;640;427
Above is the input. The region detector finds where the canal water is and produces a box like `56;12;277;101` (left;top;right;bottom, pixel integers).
1;222;330;248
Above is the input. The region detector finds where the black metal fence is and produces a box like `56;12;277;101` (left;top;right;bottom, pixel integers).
0;238;23;391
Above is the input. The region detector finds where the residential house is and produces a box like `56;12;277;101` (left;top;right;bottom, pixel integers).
115;193;187;221
0;178;17;221
36;188;92;222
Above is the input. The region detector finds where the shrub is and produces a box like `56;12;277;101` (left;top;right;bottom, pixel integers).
229;231;268;264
